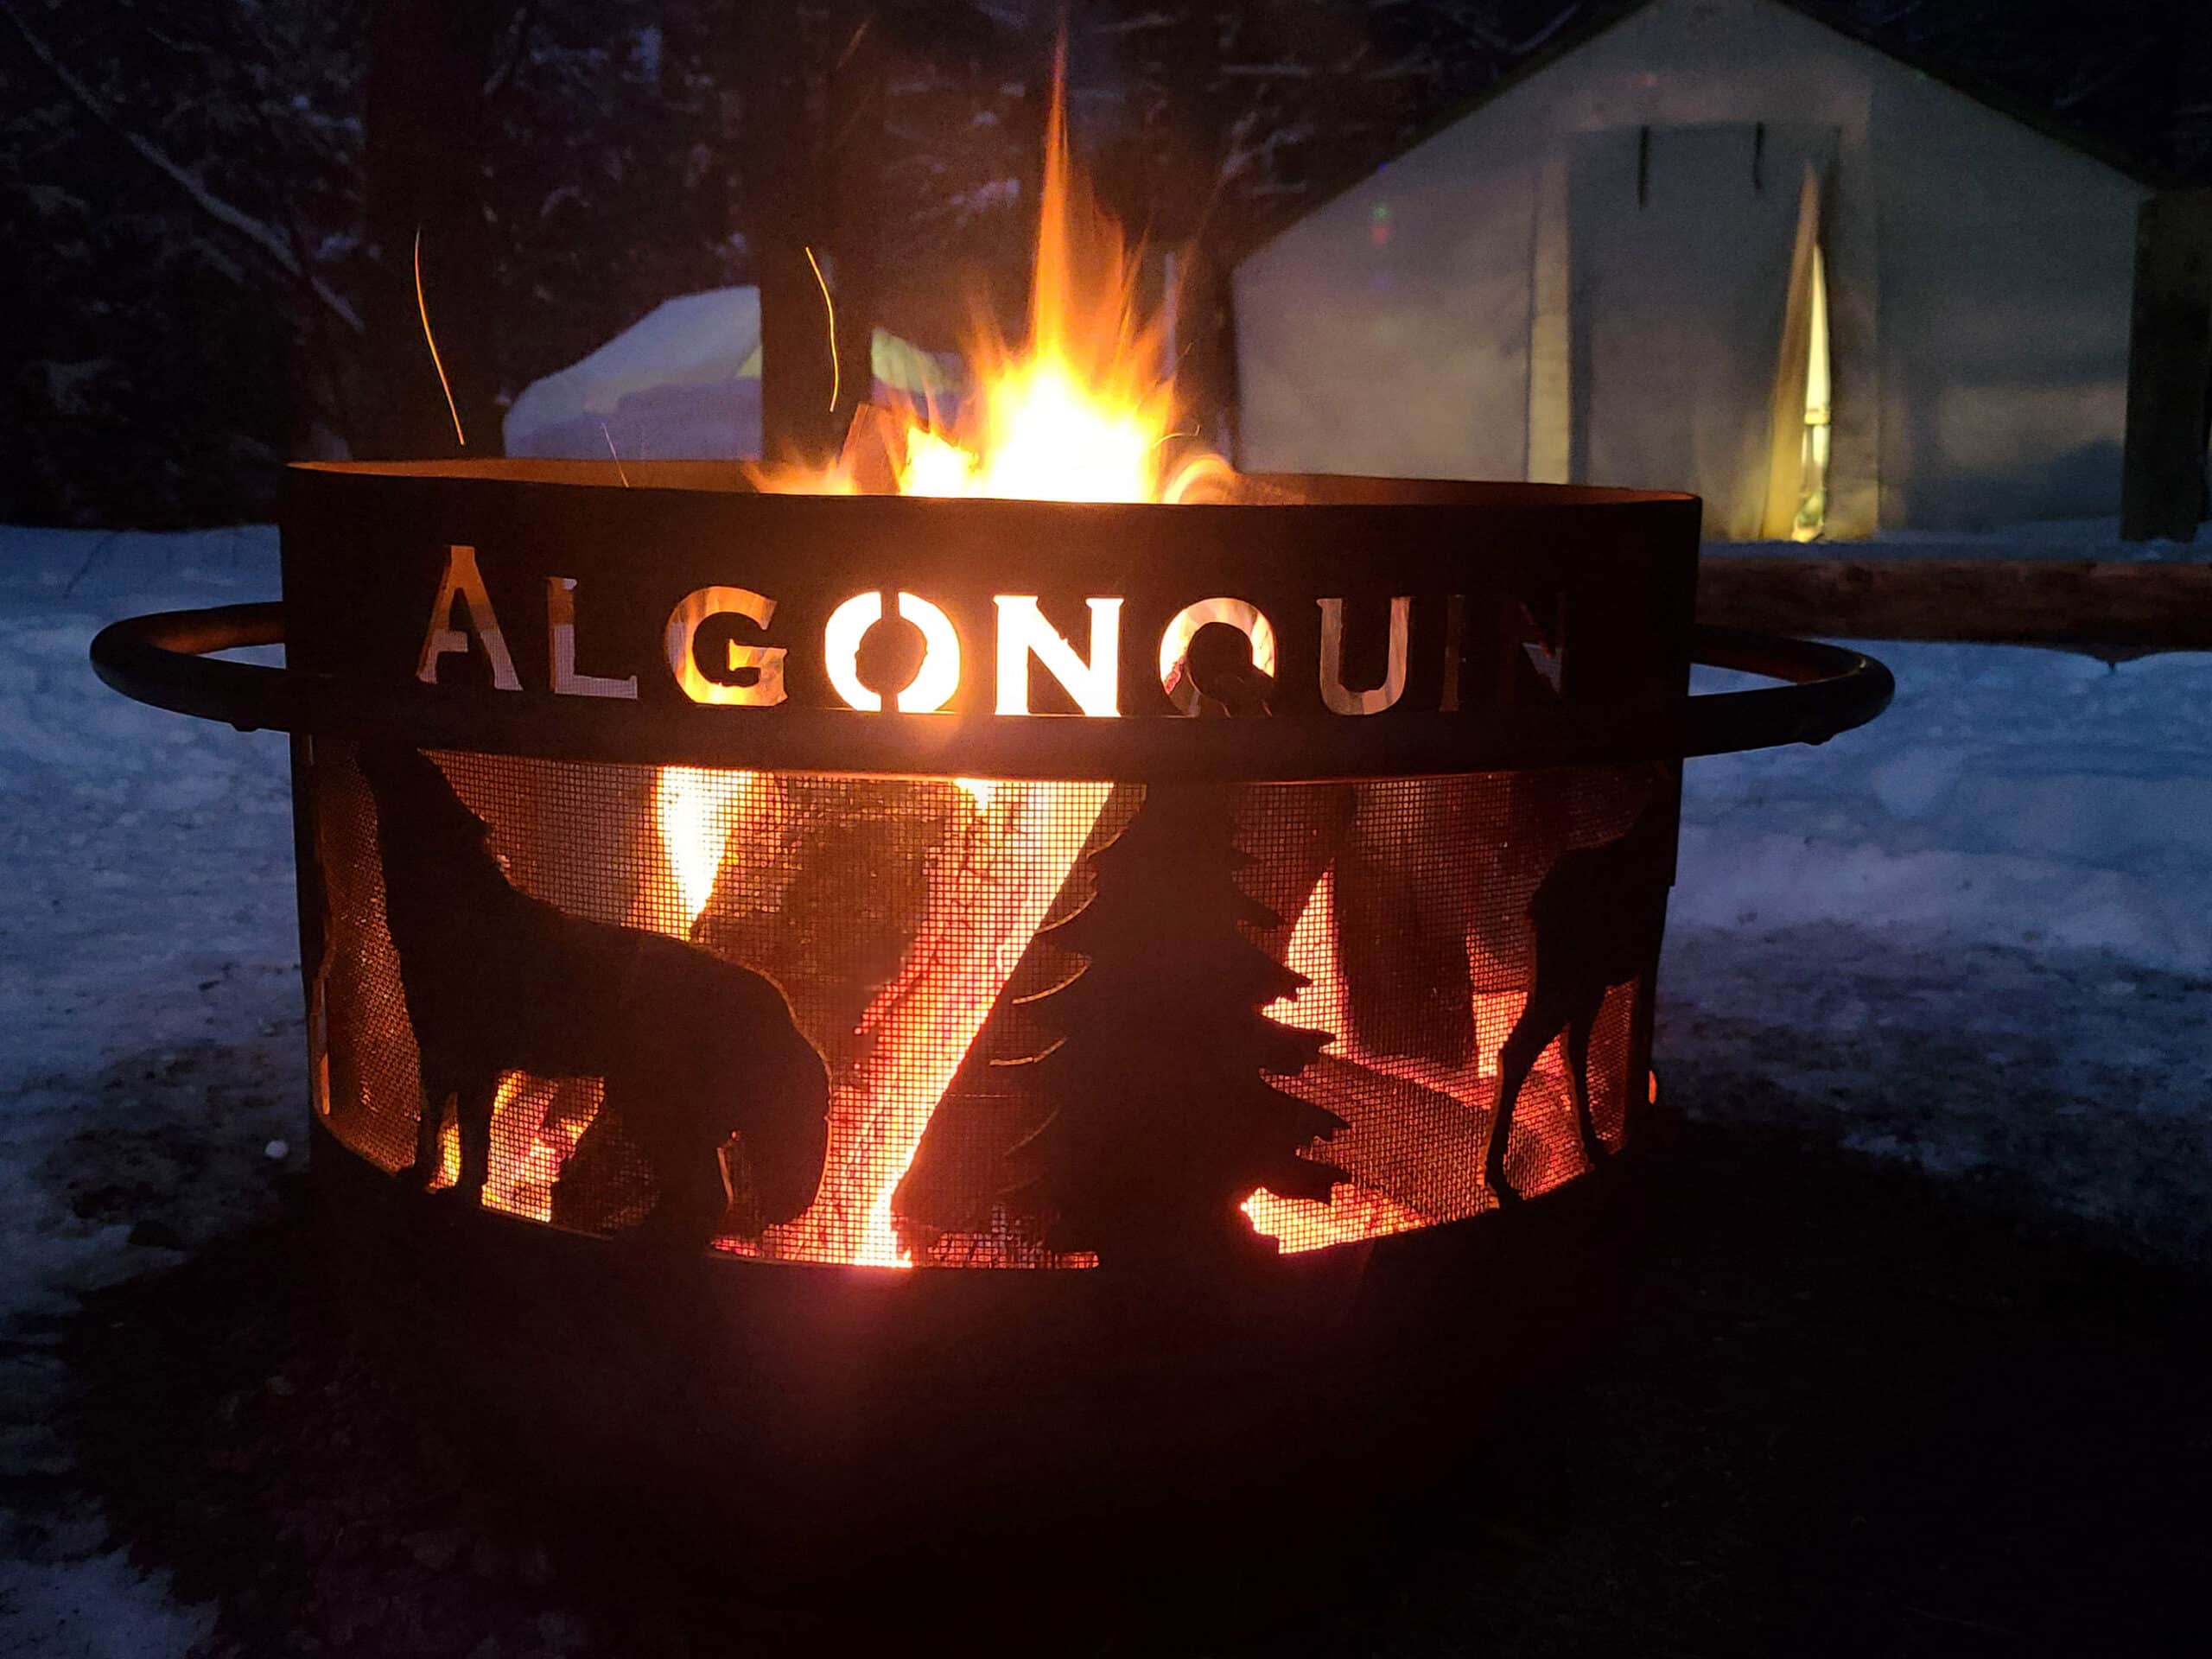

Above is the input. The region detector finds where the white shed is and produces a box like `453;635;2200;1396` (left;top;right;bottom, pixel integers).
1230;0;2159;538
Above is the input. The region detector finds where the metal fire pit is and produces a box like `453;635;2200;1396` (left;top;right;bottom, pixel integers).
92;459;1888;1564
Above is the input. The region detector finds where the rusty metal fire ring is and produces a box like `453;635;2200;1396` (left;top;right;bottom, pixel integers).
91;603;1891;779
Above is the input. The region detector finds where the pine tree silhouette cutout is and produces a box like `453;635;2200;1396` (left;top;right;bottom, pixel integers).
1007;783;1347;1267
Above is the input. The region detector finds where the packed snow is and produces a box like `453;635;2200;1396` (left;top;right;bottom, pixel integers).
0;521;2206;1647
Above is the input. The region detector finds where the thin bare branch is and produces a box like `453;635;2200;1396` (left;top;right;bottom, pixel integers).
1462;1;1587;58
0;0;365;334
2054;42;2150;113
482;0;538;99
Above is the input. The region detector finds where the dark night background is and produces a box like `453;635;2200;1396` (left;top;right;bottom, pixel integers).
3;0;2209;527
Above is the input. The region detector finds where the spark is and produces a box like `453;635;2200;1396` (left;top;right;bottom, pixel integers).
804;244;840;414
413;227;466;448
599;422;631;487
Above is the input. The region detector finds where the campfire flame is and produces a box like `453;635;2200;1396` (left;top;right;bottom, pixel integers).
755;58;1228;505
937;65;1169;503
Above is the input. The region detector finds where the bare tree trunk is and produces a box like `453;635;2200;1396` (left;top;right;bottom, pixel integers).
825;2;886;433
742;6;836;465
360;0;505;456
1154;7;1236;455
2121;190;2212;542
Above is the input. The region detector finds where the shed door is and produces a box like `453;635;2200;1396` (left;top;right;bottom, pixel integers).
1570;124;1836;539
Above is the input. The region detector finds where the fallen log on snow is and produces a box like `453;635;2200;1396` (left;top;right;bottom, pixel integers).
1697;557;2212;653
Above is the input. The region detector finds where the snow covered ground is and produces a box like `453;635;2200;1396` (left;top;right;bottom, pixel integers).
0;527;296;1657
0;522;2206;1649
1677;637;2212;975
1671;545;2212;1257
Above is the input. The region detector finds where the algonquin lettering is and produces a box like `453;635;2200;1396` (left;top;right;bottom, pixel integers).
664;586;786;708
823;592;962;713
417;567;1570;715
1316;595;1411;715
416;544;520;690
546;577;638;701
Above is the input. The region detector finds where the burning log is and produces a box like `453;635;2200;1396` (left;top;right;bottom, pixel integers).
888;785;1138;1265
1333;780;1491;1069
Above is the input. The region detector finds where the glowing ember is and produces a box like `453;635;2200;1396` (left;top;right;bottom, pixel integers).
431;1071;594;1224
480;1073;594;1223
1243;1183;1429;1254
1248;869;1446;1252
1255;864;1602;1233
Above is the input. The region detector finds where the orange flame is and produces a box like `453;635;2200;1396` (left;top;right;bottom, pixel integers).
900;73;1172;502
756;55;1224;505
652;766;760;931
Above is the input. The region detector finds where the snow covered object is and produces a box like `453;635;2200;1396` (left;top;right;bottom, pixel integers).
1008;782;1346;1266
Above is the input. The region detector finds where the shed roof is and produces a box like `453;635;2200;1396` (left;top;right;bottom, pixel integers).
1238;0;2179;262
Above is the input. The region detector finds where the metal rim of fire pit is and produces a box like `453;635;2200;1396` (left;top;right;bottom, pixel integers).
92;604;1888;778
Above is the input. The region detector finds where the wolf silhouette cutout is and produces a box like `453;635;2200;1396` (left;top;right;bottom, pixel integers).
354;743;829;1252
1482;785;1673;1205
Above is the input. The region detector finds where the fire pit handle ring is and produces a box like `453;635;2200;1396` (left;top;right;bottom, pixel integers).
90;602;1891;776
90;602;288;735
1682;626;1895;754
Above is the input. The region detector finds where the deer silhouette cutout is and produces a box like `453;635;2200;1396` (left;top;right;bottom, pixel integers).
355;743;829;1253
1482;785;1674;1205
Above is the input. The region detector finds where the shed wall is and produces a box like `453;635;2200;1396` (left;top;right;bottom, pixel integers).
1231;0;2146;535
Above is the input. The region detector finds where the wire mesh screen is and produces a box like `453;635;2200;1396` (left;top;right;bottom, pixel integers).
304;739;1668;1268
